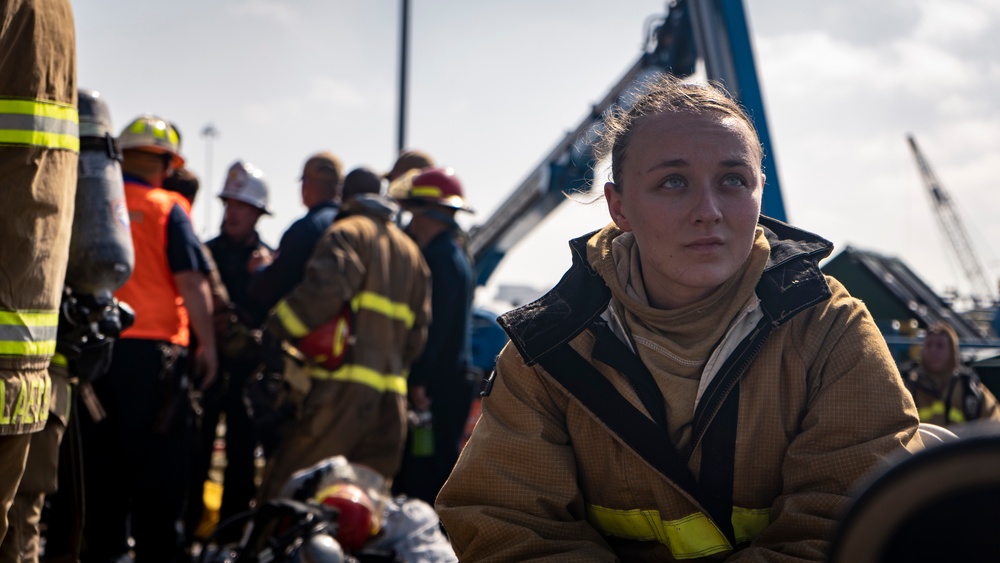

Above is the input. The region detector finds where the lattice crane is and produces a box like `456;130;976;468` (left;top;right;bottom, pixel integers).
907;134;997;306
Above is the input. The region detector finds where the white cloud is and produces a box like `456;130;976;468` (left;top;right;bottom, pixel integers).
240;75;375;125
915;0;996;42
225;0;302;27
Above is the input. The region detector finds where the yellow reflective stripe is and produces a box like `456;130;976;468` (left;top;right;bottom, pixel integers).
0;310;59;328
0;98;79;151
51;352;69;367
588;504;739;559
0;375;50;426
0;98;78;121
410;186;443;198
918;401;965;423
129;117;178;144
0;309;59;357
732;506;770;544
351;291;415;328
918;403;940;421
0;340;56;356
309;363;408;395
332;315;349;358
275;300;310;338
0;130;79;151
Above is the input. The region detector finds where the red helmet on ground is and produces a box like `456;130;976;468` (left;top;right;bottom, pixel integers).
405;167;473;212
316;483;376;553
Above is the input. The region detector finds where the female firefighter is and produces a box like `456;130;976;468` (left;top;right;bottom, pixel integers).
436;74;924;561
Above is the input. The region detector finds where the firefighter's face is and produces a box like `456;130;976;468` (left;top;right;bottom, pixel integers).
922;332;953;373
604;110;763;309
221;199;263;243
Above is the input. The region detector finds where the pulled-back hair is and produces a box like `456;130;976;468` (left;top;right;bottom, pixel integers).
596;74;762;190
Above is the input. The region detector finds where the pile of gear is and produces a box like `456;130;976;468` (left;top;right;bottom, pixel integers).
199;456;456;563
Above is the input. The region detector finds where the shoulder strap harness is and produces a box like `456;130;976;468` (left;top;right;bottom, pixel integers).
496;216;833;547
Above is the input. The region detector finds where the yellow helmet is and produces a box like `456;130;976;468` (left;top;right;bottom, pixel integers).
118;114;184;168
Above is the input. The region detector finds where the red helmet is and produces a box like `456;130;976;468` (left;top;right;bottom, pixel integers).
296;304;353;371
406;167;473;212
316;483;376;553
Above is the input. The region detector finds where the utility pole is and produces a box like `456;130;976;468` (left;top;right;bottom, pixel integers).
200;124;219;235
397;0;410;154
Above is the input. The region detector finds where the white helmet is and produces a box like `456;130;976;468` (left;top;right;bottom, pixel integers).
219;160;271;214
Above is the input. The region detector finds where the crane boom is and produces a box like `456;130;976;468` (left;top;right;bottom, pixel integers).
469;0;785;285
907;134;996;304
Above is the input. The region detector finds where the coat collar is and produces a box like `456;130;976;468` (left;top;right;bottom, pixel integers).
500;215;834;365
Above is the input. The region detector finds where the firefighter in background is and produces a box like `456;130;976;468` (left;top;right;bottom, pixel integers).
161;166;235;322
189;161;275;543
393;168;476;505
79;115;217;563
256;191;431;502
900;321;1000;426
342;167;384;203
385;149;434;201
0;0;78;545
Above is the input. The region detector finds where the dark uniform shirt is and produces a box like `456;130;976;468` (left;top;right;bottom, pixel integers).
409;229;474;391
206;232;273;326
248;200;338;315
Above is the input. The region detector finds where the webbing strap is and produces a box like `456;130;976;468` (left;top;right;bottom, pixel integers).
537;315;775;549
590;321;668;430
535;338;705;506
690;315;774;546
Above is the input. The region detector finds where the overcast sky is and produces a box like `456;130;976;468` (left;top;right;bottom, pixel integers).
74;0;1000;310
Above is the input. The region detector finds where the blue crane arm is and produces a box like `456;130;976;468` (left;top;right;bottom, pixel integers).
470;0;784;285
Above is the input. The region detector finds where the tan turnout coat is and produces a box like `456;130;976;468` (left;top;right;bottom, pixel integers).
260;196;430;498
437;220;922;562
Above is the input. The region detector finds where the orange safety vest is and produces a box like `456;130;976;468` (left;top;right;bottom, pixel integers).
115;180;190;345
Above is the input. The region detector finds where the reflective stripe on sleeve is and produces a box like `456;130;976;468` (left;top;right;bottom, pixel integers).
586;504;770;559
275;300;310;338
0;310;59;357
0;98;79;151
308;363;408;395
279;290;416;339
51;352;69;367
351;291;415;328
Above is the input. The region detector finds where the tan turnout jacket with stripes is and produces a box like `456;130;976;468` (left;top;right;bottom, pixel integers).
437;219;922;562
262;195;430;489
0;0;78;436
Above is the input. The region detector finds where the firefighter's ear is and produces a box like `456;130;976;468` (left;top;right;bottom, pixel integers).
605;182;632;232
